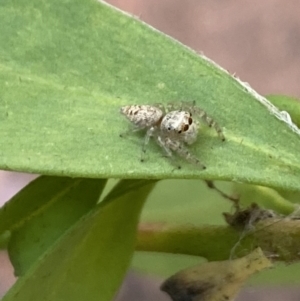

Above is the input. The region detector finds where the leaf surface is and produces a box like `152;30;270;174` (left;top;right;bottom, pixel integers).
0;1;300;190
4;176;105;276
3;180;156;301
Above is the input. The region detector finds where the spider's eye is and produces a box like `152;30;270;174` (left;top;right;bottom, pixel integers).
188;117;193;125
178;130;182;134
183;124;189;131
167;127;171;131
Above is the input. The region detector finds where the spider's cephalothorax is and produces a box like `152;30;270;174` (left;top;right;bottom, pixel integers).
160;110;199;145
120;103;225;169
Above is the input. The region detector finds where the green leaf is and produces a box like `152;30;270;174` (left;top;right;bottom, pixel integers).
267;95;300;127
3;180;156;301
1;0;300;190
232;183;295;215
0;176;101;233
6;176;105;276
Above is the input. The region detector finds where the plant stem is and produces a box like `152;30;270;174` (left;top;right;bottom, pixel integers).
136;219;300;262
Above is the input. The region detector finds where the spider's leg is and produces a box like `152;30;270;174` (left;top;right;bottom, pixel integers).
168;100;195;112
119;126;145;138
166;103;175;113
140;126;156;162
166;101;184;112
165;138;206;169
193;107;225;141
157;136;182;169
157;135;173;157
152;103;166;113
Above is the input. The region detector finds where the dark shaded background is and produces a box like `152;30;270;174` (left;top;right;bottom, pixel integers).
1;0;300;300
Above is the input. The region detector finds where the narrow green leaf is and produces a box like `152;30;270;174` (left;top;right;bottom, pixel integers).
2;180;156;301
0;176;101;233
7;177;105;276
1;0;300;190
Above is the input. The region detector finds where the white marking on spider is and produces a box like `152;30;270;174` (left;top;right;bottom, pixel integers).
120;102;225;169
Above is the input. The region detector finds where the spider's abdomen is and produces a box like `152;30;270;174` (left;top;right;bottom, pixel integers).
120;105;163;128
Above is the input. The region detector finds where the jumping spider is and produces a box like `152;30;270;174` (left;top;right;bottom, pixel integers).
120;102;225;169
